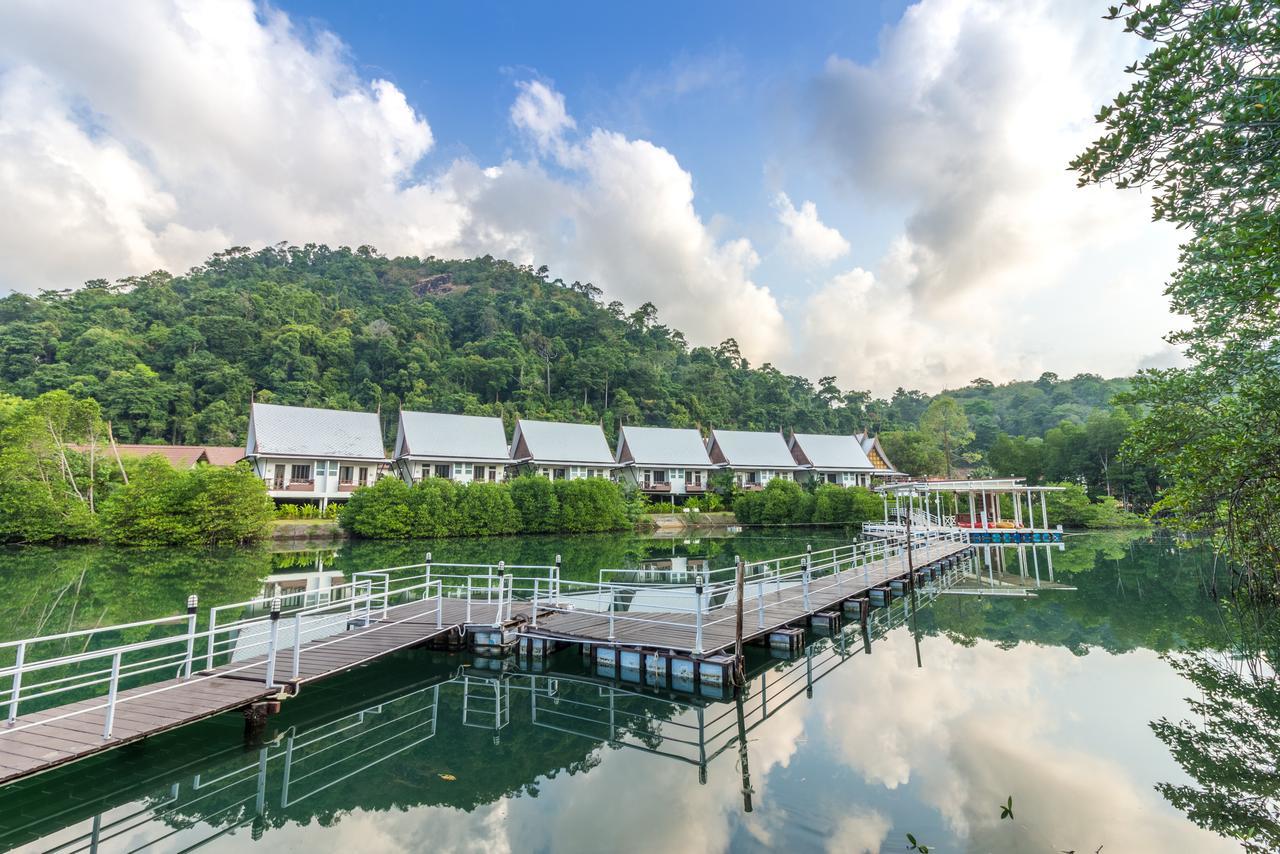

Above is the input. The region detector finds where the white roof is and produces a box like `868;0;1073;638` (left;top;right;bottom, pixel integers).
513;419;615;466
710;429;798;469
617;426;713;467
247;402;387;460
791;433;875;471
396;411;509;462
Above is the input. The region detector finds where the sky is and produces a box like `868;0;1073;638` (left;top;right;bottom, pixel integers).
0;0;1185;395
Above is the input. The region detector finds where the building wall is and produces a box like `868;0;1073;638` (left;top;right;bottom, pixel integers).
400;459;508;484
732;468;794;488
252;456;379;499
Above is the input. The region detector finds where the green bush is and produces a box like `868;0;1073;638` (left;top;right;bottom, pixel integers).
812;484;882;525
1043;482;1150;530
339;474;627;539
455;482;520;536
509;476;559;533
101;460;274;547
339;476;415;538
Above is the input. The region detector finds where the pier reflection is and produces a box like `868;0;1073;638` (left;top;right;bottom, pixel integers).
0;570;956;853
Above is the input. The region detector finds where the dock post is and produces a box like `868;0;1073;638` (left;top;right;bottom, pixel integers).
7;641;25;723
436;580;443;628
493;563;505;629
735;556;746;682
102;651;122;739
466;576;473;623
694;580;705;654
554;554;563;602
183;595;198;679
532;578;540;627
608;587;616;640
424;551;432;598
264;597;281;689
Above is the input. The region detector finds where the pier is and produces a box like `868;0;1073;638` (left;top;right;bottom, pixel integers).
0;533;970;786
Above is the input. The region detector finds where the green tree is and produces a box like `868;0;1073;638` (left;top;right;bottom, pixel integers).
880;430;946;478
919;396;974;477
509;476;559;534
1073;0;1280;592
339;476;414;539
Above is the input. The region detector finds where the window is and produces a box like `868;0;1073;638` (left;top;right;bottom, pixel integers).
746;471;759;485
434;465;450;478
652;469;668;483
690;470;703;486
488;467;499;482
290;464;312;481
671;469;684;481
452;462;473;480
358;466;369;485
339;466;354;484
555;467;568;480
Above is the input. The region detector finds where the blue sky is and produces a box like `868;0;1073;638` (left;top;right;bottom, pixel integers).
0;0;1182;393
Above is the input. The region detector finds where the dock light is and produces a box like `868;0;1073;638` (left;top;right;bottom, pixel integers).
186;594;198;614
270;597;281;619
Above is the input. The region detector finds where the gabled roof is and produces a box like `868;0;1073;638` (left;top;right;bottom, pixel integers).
855;432;899;473
789;433;875;471
71;443;245;467
247;402;387;461
616;426;713;468
202;447;247;466
707;429;798;469
511;419;615;466
395;411;509;462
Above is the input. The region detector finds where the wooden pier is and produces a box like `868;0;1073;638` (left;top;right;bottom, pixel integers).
0;536;969;786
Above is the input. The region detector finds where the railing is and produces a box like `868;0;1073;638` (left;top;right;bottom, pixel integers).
545;531;968;654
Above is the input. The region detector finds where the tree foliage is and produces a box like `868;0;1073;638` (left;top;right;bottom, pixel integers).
1073;0;1280;591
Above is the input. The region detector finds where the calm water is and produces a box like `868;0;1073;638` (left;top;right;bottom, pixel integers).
0;530;1255;852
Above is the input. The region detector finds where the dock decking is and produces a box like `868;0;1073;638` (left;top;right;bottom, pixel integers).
0;535;970;787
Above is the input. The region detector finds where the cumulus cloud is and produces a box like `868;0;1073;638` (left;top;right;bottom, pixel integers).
510;79;575;151
797;0;1181;392
0;0;787;365
772;192;850;265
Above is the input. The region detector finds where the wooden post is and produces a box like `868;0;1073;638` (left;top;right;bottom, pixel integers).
734;556;746;684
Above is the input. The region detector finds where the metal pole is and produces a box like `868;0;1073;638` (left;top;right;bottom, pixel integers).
184;595;198;679
734;556;746;683
436;581;443;628
102;651;121;739
757;576;766;628
532;578;540;627
554;554;562;601
608;587;616;640
206;608;217;672
425;551;432;591
292;612;303;678
493;563;505;629
264;597;281;688
694;580;704;655
8;641;25;723
802;553;811;611
467;576;473;623
1040;490;1049;531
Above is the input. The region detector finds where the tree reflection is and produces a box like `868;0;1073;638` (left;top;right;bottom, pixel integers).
1153;600;1280;853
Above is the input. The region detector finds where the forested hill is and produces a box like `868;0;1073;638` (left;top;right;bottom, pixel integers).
0;244;1129;451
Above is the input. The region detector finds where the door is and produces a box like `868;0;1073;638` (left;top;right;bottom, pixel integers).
273;464;285;489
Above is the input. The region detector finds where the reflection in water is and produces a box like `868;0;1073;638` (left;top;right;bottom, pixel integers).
0;532;1255;853
0;580;932;853
1152;598;1280;853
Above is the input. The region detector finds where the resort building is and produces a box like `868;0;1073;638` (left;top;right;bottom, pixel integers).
509;418;615;480
705;429;800;490
614;425;715;497
244;402;389;507
393;411;510;484
855;431;907;480
787;432;878;487
74;444;245;468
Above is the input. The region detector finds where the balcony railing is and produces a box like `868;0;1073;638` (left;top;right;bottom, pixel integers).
642;482;673;492
283;480;316;492
684;483;706;492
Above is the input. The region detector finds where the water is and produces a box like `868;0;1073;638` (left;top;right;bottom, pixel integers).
0;530;1255;852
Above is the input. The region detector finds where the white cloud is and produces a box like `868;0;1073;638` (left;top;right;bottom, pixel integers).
0;1;787;365
772;192;850;265
796;0;1181;392
510;79;575;151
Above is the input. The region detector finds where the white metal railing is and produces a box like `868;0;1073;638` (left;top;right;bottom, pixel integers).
534;530;968;654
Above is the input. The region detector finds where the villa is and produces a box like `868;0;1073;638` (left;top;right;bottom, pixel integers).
855;431;907;480
393;411;510;484
614;425;715;496
705;428;800;490
509;418;615;480
788;432;878;487
244;402;389;508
